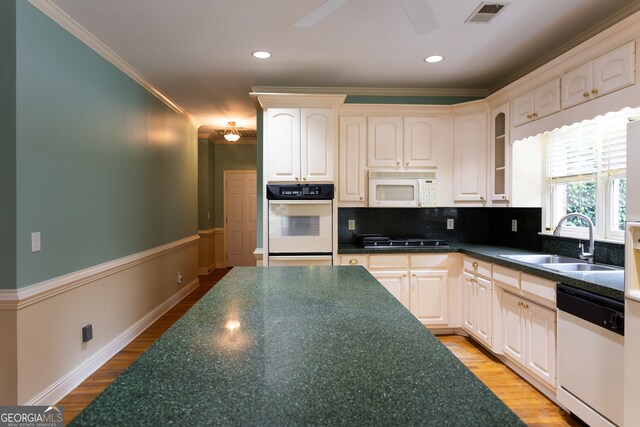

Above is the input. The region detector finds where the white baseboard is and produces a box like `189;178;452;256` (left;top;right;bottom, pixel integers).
26;278;199;406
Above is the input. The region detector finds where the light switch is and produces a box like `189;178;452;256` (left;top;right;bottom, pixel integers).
447;219;454;230
348;219;356;231
31;232;41;252
512;219;518;232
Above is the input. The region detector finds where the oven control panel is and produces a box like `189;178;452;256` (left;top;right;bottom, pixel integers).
266;184;334;200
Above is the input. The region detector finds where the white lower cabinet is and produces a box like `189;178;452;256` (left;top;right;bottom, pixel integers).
409;270;448;325
462;271;492;347
502;291;557;388
371;270;410;309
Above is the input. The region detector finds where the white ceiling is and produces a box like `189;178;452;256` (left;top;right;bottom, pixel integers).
47;0;640;134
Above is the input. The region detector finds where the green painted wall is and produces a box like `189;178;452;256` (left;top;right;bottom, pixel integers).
12;2;197;289
197;138;215;230
213;144;257;227
0;1;17;290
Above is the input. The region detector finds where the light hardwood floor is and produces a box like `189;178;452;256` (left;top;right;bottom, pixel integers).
58;269;582;426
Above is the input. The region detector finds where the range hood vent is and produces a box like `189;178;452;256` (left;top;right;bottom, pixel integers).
465;2;508;23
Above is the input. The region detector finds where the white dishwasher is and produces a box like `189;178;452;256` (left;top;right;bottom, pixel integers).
557;283;625;427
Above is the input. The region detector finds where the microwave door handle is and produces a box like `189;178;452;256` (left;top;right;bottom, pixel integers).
417;180;423;207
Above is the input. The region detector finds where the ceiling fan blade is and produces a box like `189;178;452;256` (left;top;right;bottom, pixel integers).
399;0;439;35
294;0;350;29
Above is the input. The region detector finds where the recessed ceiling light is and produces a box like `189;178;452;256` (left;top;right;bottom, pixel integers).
252;51;271;59
424;55;444;63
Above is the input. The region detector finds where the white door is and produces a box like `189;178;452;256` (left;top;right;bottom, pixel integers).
562;62;593;109
301;108;334;182
371;270;409;309
475;276;492;346
594;41;635;97
225;171;257;266
267;108;300;182
453;112;487;202
525;301;556;387
533;78;561;119
511;91;534;127
502;292;526;366
462;272;476;334
338;116;366;204
403;116;437;168
367;116;403;168
410;270;448;325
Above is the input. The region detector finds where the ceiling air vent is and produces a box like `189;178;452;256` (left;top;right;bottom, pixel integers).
465;3;508;23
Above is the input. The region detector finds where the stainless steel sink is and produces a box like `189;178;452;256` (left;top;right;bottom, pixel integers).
539;263;621;272
500;254;581;264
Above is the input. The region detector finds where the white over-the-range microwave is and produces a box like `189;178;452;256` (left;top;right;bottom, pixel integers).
368;170;437;207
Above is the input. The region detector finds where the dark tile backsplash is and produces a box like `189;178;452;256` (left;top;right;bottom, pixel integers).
338;207;543;251
540;234;624;266
338;207;625;266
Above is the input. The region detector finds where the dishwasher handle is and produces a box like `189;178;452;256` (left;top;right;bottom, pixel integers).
557;283;624;336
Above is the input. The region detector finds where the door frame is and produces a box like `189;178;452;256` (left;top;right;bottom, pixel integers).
223;169;257;267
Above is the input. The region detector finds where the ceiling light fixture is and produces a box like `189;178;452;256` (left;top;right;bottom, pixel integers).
223;121;241;142
424;55;444;63
252;51;271;59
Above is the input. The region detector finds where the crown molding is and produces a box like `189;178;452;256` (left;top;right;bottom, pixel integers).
27;0;200;129
250;92;347;110
251;86;489;98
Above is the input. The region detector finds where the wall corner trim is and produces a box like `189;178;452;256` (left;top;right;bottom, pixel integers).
24;277;200;406
0;235;200;310
26;0;200;128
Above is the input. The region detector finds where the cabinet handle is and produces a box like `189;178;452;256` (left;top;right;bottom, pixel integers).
349;259;358;265
472;262;478;269
583;91;590;98
591;88;599;95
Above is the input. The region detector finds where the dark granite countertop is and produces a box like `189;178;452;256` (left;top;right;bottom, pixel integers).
71;267;524;426
338;243;624;301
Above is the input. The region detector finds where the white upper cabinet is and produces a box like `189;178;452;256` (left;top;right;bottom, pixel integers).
562;41;635;109
301;109;334;182
367;116;403;168
403;116;437;168
338;116;367;204
367;115;437;169
267;109;301;182
266;108;334;182
489;103;510;204
453;111;487;203
512;78;561;127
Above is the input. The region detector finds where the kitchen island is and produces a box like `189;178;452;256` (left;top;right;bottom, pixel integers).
70;267;524;426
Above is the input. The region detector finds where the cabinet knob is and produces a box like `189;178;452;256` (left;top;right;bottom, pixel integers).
472;262;478;269
412;273;417;277
295;177;299;181
525;303;529;309
349;259;358;265
480;196;485;201
359;196;363;201
532;113;538;118
591;88;599;95
583;91;590;98
403;273;407;277
396;162;400;166
518;301;522;307
502;195;507;200
405;162;409;167
303;176;307;181
526;114;532;119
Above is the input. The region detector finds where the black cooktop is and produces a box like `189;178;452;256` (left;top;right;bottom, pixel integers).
358;234;448;249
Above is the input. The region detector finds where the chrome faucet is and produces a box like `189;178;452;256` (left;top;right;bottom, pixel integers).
553;213;595;264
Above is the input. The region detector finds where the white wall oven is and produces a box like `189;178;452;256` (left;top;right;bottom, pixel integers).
267;184;333;266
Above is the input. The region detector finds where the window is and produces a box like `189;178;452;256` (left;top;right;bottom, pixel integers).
544;107;638;241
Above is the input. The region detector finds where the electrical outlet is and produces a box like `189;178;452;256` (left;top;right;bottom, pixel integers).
82;324;93;342
512;219;518;232
177;271;184;284
31;232;41;252
348;219;356;231
447;219;454;230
